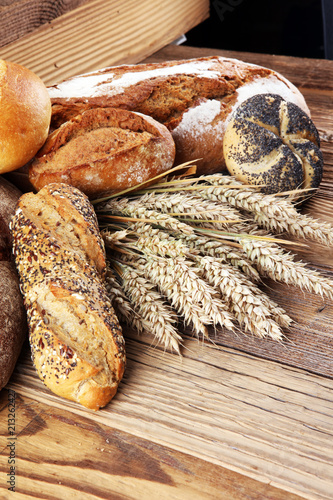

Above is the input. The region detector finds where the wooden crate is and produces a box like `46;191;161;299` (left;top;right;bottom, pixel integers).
0;0;209;85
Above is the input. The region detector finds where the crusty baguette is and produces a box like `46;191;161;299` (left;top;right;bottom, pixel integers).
48;56;310;175
11;183;126;410
0;177;27;391
29;107;176;199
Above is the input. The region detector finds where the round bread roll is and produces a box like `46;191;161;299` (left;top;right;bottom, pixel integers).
223;93;323;194
0;59;51;174
29;107;176;199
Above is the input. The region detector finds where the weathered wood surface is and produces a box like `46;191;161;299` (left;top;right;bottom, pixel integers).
1;44;333;499
0;0;209;85
0;0;91;47
0;389;306;500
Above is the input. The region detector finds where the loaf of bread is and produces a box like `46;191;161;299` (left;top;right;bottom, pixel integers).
0;59;51;174
223;94;323;194
0;177;27;391
29;107;176;199
11;183;126;410
48;56;310;175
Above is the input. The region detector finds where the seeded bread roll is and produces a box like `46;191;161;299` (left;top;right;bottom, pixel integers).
0;177;27;391
29;107;176;199
11;183;126;410
223;94;323;194
47;56;309;175
0;60;51;174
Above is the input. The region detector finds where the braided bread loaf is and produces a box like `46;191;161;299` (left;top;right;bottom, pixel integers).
11;183;126;410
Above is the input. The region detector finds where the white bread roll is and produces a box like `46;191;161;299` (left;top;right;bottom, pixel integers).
0;60;51;174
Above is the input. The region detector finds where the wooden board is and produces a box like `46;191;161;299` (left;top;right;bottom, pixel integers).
0;0;210;85
0;0;91;47
1;45;333;499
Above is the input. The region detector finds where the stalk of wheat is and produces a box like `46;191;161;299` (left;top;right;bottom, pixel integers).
95;167;333;353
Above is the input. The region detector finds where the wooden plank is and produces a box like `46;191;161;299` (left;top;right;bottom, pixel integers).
0;0;91;47
6;337;333;500
0;0;210;85
0;390;304;500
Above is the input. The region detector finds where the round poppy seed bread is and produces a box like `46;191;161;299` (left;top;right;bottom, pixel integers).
223;93;323;194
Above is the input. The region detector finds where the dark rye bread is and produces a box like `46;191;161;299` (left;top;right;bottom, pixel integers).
11;183;126;410
48;56;310;175
0;177;27;390
29;107;176;199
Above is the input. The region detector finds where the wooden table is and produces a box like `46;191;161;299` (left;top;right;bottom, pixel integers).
1;43;333;500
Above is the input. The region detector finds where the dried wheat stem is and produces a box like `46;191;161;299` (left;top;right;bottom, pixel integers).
201;174;333;247
104;264;137;325
132;253;236;337
182;234;260;282
135;191;245;231
100;197;194;235
130;222;197;259
241;238;333;300
197;256;284;340
117;262;182;354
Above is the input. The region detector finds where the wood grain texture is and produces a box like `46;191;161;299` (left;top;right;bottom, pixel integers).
6;336;333;500
0;390;305;500
0;0;91;47
0;0;210;85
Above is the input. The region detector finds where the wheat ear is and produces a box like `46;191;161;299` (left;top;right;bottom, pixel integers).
200;174;333;247
116;262;182;354
99;197;194;235
182;233;260;282
197;256;284;340
135;191;245;231
104;264;137;325
131;253;236;338
241;238;333;300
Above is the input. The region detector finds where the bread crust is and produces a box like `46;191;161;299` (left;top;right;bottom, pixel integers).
48;56;310;175
223;94;323;194
29;107;176;198
0;60;51;174
11;183;126;410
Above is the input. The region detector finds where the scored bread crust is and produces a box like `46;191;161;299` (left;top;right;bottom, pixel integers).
47;56;310;175
29;107;176;198
11;183;126;410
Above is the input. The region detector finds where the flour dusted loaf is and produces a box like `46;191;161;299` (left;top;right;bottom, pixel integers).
11;183;126;410
29;107;176;199
0;177;27;391
48;56;310;175
223;94;323;194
